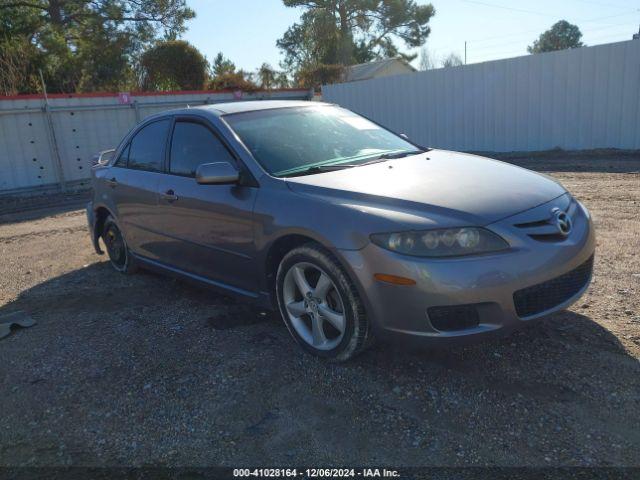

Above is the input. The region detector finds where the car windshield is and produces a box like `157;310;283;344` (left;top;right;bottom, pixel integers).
224;105;419;177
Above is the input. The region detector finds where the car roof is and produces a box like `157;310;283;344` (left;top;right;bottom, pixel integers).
140;100;335;125
194;100;331;116
202;99;330;115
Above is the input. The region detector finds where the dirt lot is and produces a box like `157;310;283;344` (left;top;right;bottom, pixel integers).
1;154;639;467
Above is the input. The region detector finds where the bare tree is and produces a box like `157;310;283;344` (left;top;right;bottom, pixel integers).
441;53;463;68
418;47;436;70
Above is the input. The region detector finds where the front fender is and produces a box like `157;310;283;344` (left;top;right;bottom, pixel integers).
87;202;119;255
254;188;398;253
86;202;103;255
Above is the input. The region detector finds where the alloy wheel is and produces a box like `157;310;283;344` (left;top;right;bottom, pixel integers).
282;262;346;350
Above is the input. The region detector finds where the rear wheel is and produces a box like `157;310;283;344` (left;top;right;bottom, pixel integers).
276;243;371;362
102;216;137;274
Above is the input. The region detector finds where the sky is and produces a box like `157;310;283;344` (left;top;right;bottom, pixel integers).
183;0;640;72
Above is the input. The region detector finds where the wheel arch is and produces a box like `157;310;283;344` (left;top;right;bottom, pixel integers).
263;231;366;309
91;204;116;254
264;233;318;305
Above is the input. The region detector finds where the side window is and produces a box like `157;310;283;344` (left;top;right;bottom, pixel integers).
169;121;236;177
128;119;170;172
114;144;130;167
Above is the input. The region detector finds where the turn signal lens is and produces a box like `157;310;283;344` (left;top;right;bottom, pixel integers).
373;273;416;285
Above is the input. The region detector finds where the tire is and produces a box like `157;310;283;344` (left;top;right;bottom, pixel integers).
275;243;372;362
102;215;137;274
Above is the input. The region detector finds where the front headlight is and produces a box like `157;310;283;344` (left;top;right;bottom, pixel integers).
370;227;509;258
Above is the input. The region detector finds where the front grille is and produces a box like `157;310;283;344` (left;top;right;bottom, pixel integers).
513;199;576;242
513;256;594;318
427;304;480;331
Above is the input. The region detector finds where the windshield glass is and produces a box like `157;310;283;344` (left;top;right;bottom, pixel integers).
224;105;418;177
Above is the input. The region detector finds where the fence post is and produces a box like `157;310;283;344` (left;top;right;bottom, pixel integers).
42;103;67;193
132;100;141;123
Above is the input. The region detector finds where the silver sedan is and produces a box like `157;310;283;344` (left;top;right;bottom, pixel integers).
87;101;595;361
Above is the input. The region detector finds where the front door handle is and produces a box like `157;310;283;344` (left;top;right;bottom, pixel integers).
106;177;117;188
161;189;178;202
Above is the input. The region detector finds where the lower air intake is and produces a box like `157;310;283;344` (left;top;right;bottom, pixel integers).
513;255;594;318
427;304;480;332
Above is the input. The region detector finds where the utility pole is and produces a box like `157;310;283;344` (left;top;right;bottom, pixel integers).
39;69;67;193
464;41;468;64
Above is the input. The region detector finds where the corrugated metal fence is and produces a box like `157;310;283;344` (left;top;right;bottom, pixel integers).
0;89;311;196
323;40;640;153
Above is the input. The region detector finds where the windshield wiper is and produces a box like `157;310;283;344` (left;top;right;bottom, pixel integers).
280;164;359;177
281;150;428;177
377;149;427;160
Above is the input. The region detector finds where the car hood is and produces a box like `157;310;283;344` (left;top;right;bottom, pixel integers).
284;149;566;226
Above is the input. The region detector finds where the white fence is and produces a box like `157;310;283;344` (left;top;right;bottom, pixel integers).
0;89;311;195
323;40;640;153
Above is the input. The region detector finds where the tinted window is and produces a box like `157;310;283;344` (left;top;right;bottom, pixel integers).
128;119;170;172
114;144;129;167
169;121;235;176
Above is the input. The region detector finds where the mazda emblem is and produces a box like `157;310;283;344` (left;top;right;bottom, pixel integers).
551;208;572;236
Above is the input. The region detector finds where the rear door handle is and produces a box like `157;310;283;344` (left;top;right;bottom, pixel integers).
106;177;117;188
161;189;178;202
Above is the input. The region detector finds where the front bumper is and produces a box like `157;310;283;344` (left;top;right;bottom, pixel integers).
338;195;596;345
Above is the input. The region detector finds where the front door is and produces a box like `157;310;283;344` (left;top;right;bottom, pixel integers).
154;118;258;293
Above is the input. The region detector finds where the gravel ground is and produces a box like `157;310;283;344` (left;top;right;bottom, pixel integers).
0;154;639;467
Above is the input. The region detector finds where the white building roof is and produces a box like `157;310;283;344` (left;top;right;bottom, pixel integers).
343;58;416;82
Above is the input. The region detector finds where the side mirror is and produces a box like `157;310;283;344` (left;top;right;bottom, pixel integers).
196;162;240;185
93;148;115;166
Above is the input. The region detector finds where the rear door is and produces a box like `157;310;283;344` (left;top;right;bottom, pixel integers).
107;118;171;259
155;116;259;293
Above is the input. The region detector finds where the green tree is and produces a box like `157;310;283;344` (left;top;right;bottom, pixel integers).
208;53;258;91
139;40;208;91
258;63;277;89
277;8;342;72
295;64;344;90
528;20;584;54
277;0;435;74
275;71;290;88
0;4;54;94
257;63;290;89
0;37;40;95
211;52;236;77
209;70;258;92
0;4;40;94
0;0;195;93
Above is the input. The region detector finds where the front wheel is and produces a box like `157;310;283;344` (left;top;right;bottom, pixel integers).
102;216;137;274
275;243;372;362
